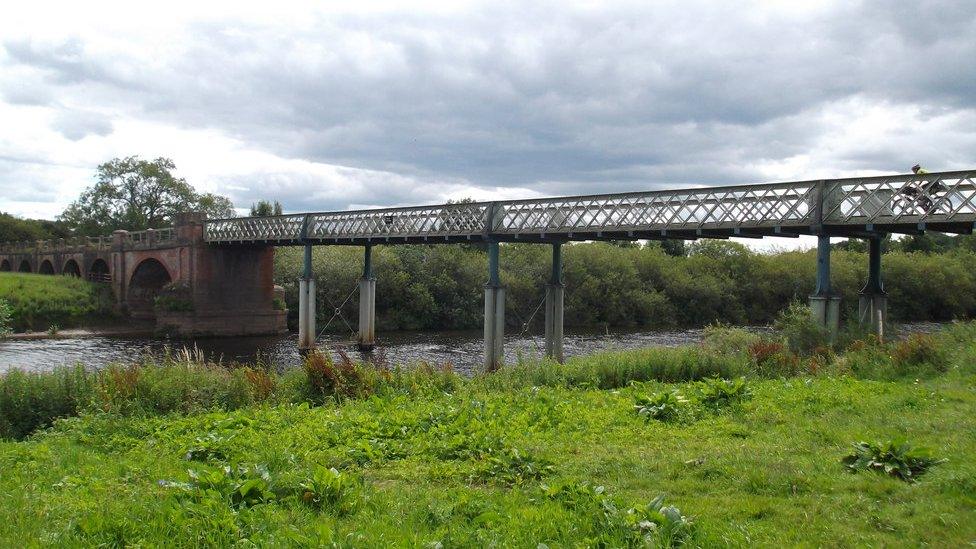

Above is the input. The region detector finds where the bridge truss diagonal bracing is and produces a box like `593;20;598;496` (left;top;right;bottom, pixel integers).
202;170;976;245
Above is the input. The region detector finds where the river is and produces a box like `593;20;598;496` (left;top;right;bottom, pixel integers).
0;323;942;376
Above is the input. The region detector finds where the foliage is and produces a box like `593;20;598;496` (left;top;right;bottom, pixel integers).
0;211;68;242
275;241;976;336
0;298;11;338
697;377;752;409
57;156;235;235
634;390;688;422
0;359;974;545
0;272;112;332
250;200;283;217
842;439;947;482
0;366;94;440
747;339;802;377
891;334;949;376
298;466;365;515
301;350;373;403
701;323;762;356
154;282;194;312
773;302;831;356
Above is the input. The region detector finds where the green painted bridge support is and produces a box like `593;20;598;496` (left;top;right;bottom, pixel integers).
809;234;841;341
544;241;565;363
484;241;505;372
358;245;377;351
298;243;316;352
859;236;887;340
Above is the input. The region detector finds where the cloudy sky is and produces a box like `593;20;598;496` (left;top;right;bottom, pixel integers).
1;0;974;243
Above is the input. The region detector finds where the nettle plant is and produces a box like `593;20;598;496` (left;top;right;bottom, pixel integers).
634;391;688;422
842;439;947;483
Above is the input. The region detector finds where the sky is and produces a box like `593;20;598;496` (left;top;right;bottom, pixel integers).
1;0;974;250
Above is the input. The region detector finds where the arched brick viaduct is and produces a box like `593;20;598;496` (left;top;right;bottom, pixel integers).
0;213;286;336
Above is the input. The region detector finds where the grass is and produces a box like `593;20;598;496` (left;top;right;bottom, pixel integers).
0;321;975;545
0;272;113;332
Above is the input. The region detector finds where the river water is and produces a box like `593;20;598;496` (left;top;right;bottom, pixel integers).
0;323;942;376
0;327;714;375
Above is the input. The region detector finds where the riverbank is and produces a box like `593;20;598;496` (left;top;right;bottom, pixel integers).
0;272;113;333
1;318;974;545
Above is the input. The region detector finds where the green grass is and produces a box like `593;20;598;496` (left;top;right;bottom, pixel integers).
1;323;975;546
0;272;113;332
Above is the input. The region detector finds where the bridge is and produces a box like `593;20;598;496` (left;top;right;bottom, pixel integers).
2;169;975;369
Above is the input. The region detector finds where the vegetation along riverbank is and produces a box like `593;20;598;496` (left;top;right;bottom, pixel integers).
1;308;974;546
274;237;976;333
0;272;113;334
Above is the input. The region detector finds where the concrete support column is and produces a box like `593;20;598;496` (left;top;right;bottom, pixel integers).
298;244;316;352
809;234;841;340
544;241;565;363
357;245;377;351
484;241;505;371
858;236;887;340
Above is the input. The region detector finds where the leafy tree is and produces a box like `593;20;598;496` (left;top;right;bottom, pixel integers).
58;156;235;235
0;213;68;242
250;200;284;217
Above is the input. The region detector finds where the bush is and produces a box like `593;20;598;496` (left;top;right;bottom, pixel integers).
0;365;94;439
747;339;802;378
842;439;946;482
154;282;194;312
774;302;831;356
301;350;374;403
891;334;949;377
0;298;11;338
701;323;761;356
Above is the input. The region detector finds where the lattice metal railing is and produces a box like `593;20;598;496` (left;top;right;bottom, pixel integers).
492;181;818;234
823;170;976;225
205;214;306;243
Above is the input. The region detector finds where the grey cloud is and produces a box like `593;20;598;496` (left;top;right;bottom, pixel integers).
2;1;975;211
51;109;113;140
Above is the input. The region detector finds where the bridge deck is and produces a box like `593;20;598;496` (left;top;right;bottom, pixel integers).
204;170;976;245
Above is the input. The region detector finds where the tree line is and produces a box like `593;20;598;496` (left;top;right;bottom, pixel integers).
274;239;976;333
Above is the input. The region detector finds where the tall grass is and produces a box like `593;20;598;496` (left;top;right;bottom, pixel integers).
1;320;973;441
0;272;113;331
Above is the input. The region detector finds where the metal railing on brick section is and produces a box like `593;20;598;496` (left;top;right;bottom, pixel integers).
0;236;114;254
202;169;976;244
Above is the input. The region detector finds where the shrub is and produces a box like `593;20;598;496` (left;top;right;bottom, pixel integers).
773;302;830;356
301;350;374;403
891;334;949;377
842;439;946;482
701;323;761;356
747;339;801;378
0;298;11;338
634;391;688;422
154;282;194;312
0;365;94;440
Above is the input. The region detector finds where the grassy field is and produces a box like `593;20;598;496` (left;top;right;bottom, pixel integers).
0;272;113;332
0;320;974;546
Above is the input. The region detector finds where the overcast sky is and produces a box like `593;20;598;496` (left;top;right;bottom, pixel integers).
1;0;974;250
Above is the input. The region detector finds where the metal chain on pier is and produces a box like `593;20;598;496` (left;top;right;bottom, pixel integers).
316;283;360;339
511;293;548;356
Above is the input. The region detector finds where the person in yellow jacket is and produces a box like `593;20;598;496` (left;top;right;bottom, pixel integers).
901;164;945;213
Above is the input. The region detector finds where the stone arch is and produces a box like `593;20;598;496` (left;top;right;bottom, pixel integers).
39;260;55;275
62;259;82;277
88;258;111;283
18;259;32;273
127;258;173;319
0;259;10;271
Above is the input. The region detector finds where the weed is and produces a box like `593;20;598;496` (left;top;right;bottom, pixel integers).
698;377;752;409
0;299;12;338
842;439;946;482
634;391;688;422
747;339;801;378
624;495;694;546
298;466;364;516
774;302;831;356
475;447;554;486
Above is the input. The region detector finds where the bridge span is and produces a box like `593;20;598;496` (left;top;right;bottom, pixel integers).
2;169;975;369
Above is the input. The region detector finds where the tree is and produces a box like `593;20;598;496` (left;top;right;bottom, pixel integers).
250;200;283;217
0;213;68;242
58;156;235;235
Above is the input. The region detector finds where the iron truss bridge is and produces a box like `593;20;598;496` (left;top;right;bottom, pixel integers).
205;170;976;245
